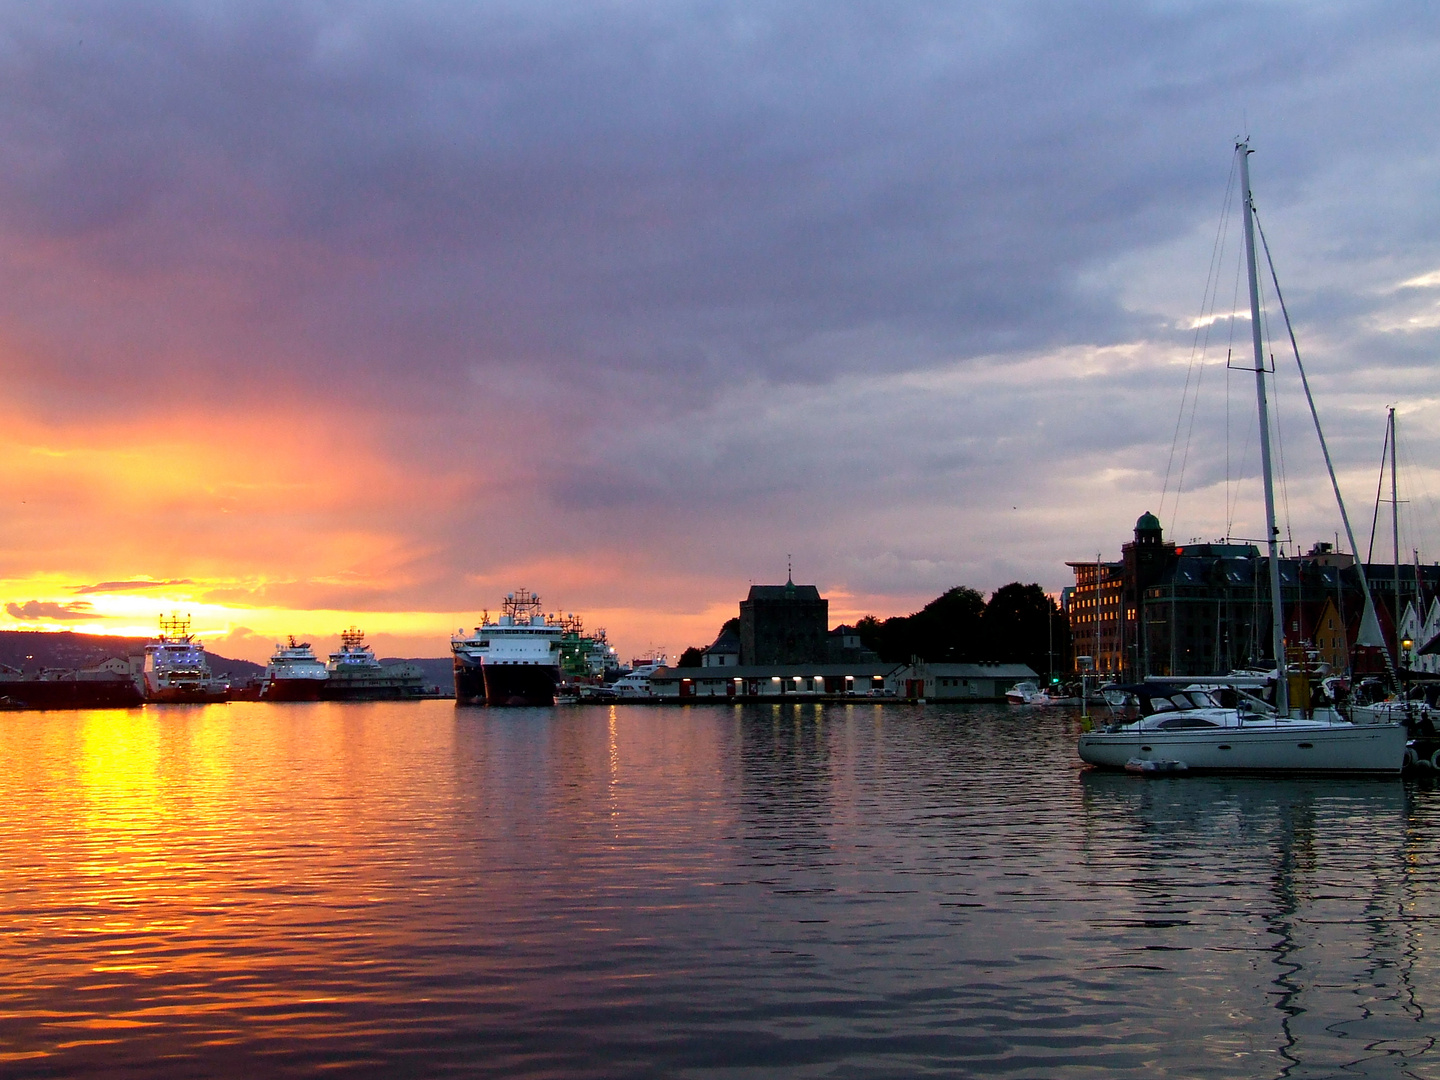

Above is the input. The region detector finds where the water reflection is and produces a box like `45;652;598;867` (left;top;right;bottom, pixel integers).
1079;769;1437;1076
734;702;836;868
0;703;1437;1076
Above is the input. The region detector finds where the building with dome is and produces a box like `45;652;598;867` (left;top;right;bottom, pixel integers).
1067;511;1177;678
1067;512;1440;680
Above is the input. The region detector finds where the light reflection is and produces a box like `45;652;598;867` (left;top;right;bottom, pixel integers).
608;705;620;828
0;704;1436;1077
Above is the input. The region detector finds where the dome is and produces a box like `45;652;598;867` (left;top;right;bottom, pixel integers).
1136;511;1161;532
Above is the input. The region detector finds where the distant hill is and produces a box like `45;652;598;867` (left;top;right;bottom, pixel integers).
0;630;454;690
0;629;265;681
383;657;454;692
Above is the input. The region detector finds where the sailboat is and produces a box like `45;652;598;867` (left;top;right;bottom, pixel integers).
1349;408;1440;747
1078;141;1408;774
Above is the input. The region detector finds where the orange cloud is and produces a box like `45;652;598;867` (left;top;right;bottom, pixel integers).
6;599;98;620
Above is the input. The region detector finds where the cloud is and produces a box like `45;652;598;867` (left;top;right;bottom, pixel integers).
71;579;195;594
1;2;1429;413
6;599;97;620
1395;269;1440;290
0;3;1438;657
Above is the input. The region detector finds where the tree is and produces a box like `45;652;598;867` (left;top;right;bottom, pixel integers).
979;583;1072;675
857;583;1072;670
910;586;986;661
676;646;705;668
856;586;986;663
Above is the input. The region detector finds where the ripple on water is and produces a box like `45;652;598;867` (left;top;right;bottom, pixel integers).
0;700;1436;1077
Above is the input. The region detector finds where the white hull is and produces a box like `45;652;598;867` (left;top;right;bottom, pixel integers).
1351;701;1433;726
1078;721;1407;773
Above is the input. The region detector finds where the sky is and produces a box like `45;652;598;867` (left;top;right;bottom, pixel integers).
2;1;1440;664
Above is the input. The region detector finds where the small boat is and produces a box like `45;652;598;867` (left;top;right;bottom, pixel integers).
1080;683;1406;773
1125;757;1188;775
1004;681;1055;706
609;657;668;699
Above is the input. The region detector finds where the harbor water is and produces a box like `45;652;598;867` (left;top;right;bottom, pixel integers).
1;700;1437;1077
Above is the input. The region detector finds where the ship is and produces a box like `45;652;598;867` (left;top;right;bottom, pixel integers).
609;656;668;698
557;614;619;687
143;615;229;703
260;636;329;701
321;627;426;701
0;660;144;710
452;590;562;706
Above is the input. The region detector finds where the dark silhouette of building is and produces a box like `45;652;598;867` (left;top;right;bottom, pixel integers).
739;577;828;665
826;625;879;663
1068;513;1440;679
701;619;741;667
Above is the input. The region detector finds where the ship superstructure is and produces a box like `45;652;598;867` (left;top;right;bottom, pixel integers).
557;614;619;686
261;636;329;701
143;615;228;703
610;656;668;698
323;627;426;700
452;590;563;706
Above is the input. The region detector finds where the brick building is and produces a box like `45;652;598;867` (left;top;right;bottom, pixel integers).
739;577;828;665
1068;512;1440;680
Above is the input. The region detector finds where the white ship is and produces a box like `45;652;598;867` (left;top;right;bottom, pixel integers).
452;591;563;706
324;627;426;700
143;615;228;703
610;657;668;699
327;627;383;675
261;637;329;701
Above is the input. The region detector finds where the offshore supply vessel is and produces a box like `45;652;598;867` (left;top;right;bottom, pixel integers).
260;637;329;701
452;590;562;706
0;662;143;710
557;614;619;687
322;627;426;701
143;615;229;703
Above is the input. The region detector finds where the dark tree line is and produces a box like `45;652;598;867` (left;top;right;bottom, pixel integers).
856;583;1072;674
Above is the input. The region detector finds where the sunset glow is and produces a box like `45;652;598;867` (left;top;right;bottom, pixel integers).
1;4;1437;663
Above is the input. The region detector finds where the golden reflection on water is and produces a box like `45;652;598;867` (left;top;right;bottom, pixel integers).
0;702;1437;1078
0;702;466;1070
607;705;620;829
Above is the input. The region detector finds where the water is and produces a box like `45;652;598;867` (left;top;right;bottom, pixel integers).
0;700;1437;1078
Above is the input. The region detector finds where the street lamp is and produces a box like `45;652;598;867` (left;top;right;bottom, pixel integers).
1077;654;1095;728
1402;635;1415;709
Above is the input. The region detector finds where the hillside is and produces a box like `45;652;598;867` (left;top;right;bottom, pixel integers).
0;630;265;681
0;630;454;689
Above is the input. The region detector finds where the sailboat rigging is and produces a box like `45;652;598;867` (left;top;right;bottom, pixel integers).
1077;141;1407;774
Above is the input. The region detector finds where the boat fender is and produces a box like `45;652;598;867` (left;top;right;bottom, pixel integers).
1429;747;1440;771
1403;747;1419;770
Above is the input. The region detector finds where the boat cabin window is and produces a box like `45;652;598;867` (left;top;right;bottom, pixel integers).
1156;716;1221;729
1149;692;1216;713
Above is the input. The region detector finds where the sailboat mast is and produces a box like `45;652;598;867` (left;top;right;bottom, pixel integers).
1239;140;1290;715
1390;406;1401;648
